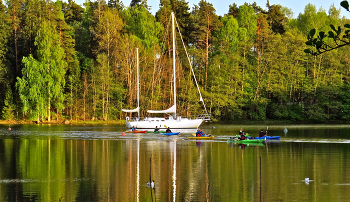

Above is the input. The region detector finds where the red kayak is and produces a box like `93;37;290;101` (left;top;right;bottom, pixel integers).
125;130;147;133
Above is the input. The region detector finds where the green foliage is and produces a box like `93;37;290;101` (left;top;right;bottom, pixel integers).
123;5;163;49
304;104;328;122
339;84;350;120
269;103;305;121
17;55;44;120
0;0;9;80
341;0;349;11
108;0;124;11
265;3;287;34
247;99;268;120
305;1;349;55
2;87;15;120
61;0;84;24
191;0;223;50
16;20;66;121
215;15;239;51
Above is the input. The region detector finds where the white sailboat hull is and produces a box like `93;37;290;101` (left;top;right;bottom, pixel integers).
126;117;203;129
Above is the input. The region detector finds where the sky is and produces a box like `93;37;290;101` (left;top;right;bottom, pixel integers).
73;0;349;18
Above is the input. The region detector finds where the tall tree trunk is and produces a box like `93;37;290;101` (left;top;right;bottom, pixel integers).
48;63;51;122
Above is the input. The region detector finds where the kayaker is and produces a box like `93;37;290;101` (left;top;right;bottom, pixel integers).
196;129;205;137
239;133;246;140
259;129;267;137
154;126;159;132
239;128;246;135
166;127;172;133
239;128;245;140
132;126;136;132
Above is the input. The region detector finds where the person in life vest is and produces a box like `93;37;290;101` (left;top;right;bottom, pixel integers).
132;126;136;132
154;126;159;132
259;129;267;137
196;129;205;137
196;128;210;137
166;127;172;133
239;128;246;140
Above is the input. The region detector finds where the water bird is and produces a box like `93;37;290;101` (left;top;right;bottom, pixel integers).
147;180;155;189
283;127;288;134
303;177;312;184
212;126;215;129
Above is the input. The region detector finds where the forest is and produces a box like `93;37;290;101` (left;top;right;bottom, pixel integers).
0;0;350;123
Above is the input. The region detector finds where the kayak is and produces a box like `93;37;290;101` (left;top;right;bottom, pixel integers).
227;139;265;143
146;131;166;133
252;136;280;140
236;135;280;140
125;130;147;133
187;136;215;140
163;132;180;136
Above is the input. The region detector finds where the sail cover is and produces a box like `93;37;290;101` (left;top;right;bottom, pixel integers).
147;105;176;114
122;107;140;113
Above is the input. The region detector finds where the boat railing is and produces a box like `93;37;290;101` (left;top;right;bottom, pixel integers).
126;114;211;121
196;114;211;120
126;116;141;122
184;114;211;120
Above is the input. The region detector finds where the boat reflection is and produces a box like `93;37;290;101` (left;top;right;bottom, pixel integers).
228;141;266;148
171;140;177;202
196;141;202;147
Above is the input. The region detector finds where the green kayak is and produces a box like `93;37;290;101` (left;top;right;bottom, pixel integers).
146;131;166;133
227;139;265;144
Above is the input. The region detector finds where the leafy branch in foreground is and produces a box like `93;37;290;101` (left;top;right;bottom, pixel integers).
305;1;350;55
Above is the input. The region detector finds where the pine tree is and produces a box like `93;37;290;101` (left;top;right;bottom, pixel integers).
62;0;84;25
53;1;80;121
108;0;123;11
6;0;24;76
265;2;287;34
2;86;15;120
191;0;222;89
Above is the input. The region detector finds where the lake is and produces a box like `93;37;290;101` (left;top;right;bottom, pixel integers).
1;123;350;201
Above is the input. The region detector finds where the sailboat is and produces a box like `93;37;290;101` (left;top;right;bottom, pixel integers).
122;48;140;119
124;12;210;129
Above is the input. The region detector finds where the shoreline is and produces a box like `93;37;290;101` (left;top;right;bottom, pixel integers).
0;119;349;126
0;120;126;125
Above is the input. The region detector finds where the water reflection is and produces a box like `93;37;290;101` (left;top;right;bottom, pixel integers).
172;140;177;202
195;141;202;147
137;139;140;202
0;124;350;201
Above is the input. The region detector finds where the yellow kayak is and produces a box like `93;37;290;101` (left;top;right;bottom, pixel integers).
187;134;214;140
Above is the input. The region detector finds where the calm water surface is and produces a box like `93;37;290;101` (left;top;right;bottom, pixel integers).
1;123;350;201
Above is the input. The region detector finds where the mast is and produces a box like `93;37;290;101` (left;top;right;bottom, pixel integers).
172;12;177;118
137;48;140;120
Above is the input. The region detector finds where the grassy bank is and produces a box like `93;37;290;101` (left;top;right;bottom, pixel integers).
0;119;126;125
